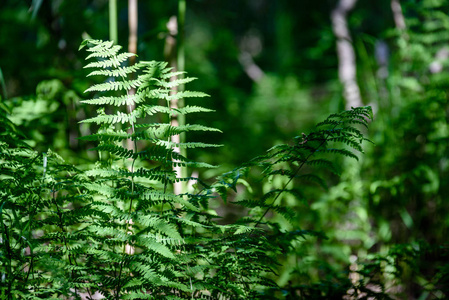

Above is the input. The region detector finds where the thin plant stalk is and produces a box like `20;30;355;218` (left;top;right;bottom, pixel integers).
109;0;118;44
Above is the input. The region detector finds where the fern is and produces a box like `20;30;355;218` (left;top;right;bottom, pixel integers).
226;106;373;228
76;39;225;298
2;38;373;299
199;106;373;298
0;112;93;300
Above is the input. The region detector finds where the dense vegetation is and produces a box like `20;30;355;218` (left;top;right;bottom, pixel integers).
1;0;449;299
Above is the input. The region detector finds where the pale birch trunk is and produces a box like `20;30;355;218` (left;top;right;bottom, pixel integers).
125;0;138;256
167;0;187;195
164;16;184;196
391;0;406;30
331;0;362;110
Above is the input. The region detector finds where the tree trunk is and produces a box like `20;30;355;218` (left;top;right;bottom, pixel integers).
391;0;406;30
331;0;362;109
126;0;138;256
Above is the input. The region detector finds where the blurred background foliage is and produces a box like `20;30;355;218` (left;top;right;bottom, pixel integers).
1;0;448;298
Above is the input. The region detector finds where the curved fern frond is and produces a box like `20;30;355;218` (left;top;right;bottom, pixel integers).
90;143;134;159
156;140;222;149
77;39;225;298
84;53;136;69
166;90;209;101
79;131;129;142
84;78;143;93
87;64;141;78
81;93;145;106
318;148;360;160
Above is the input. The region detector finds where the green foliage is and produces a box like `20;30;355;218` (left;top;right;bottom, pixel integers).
1;39;374;299
74;39;223;298
2;1;449;298
208;106;373;298
302;1;449;298
0;100;88;298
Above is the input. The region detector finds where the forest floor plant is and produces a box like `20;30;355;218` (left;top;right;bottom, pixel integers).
1;39;373;299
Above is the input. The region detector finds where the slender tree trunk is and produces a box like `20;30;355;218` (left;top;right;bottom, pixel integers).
238;52;264;82
125;0;138;256
127;0;137;133
167;0;187;195
164;16;184;195
331;0;362;110
109;0;118;44
332;1;363;293
126;0;138;165
391;0;406;30
176;0;187;194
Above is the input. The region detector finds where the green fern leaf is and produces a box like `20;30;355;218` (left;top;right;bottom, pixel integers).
84;78;142;93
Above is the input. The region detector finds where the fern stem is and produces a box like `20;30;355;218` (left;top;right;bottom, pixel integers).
127;0;138;199
116;245;126;299
51;188;95;299
2;223;13;299
253;131;333;228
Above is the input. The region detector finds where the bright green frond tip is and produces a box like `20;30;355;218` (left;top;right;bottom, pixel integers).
79;38;221;207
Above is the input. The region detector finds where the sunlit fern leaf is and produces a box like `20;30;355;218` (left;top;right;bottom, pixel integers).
156;77;197;89
82;93;146;106
132;124;221;140
156;140;222;149
175;105;215;115
84;52;136;69
80;110;138;125
166;90;209;101
84;78;143;93
87;64;141;78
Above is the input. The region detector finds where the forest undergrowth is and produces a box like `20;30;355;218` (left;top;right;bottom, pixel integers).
0;39;380;299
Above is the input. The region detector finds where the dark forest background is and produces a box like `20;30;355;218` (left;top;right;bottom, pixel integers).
1;0;449;298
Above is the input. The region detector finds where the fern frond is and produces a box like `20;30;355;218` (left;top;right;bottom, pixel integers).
137;145;180;161
327;136;364;152
306;158;340;175
166;90;209;101
155;76;197;89
135;237;176;259
84;52;136;69
84;78;143;93
183;161;217;169
81;111;137;125
132;124;221;141
79;131;129;142
156;140;222;149
119;167;177;183
84;169;122;179
318;148;359;160
82;39;119;55
81;93;146;106
296;173;328;189
175;105;215;115
84;43;121;58
261;188;304;204
87;64;141;78
90;143;134;158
